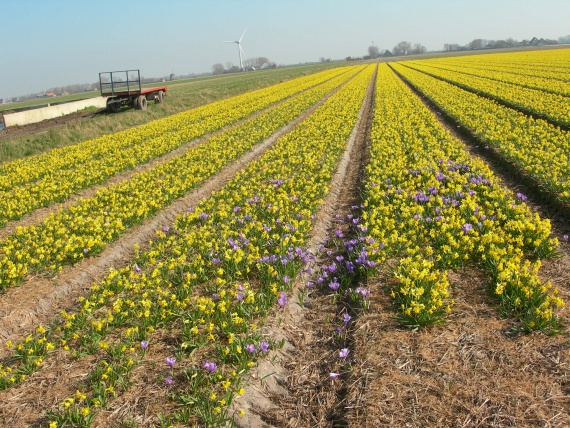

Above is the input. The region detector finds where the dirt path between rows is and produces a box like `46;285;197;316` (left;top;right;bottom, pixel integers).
0;77;352;358
228;66;377;428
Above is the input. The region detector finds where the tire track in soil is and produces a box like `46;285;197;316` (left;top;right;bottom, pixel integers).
229;65;376;428
0;74;364;427
0;69;351;242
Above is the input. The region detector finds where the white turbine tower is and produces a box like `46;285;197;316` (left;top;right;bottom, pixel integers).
222;28;247;71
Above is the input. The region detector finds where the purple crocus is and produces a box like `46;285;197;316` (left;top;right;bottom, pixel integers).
329;278;340;291
278;292;287;307
329;372;342;379
140;340;149;350
246;344;256;353
165;376;174;385
166;357;176;368
339;348;350;359
260;341;270;353
342;313;352;325
133;263;142;273
462;223;473;234
563;235;569;242
203;360;217;373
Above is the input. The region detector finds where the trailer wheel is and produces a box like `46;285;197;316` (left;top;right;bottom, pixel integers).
155;90;164;104
132;97;139;110
137;95;147;110
106;98;120;113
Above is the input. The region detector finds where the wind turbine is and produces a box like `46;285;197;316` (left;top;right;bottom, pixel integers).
222;28;248;71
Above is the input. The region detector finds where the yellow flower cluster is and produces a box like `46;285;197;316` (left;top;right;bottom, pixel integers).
0;67;355;228
363;64;563;329
0;66;361;293
392;63;570;205
400;48;570;127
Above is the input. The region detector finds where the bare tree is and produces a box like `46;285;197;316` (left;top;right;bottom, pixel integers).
393;41;412;56
443;43;461;51
468;39;487;49
244;57;270;69
368;45;380;59
212;63;225;75
558;35;570;44
411;43;426;54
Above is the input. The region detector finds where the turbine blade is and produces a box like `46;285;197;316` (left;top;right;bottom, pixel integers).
239;27;247;42
222;40;237;43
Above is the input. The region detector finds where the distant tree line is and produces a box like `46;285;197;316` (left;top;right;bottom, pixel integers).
212;57;276;75
347;40;426;61
347;34;570;63
10;73;176;103
443;35;568;52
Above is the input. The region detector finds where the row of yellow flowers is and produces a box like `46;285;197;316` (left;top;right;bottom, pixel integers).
0;66;362;293
392;63;570;205
361;64;564;329
409;49;570;97
0;67;354;228
1;66;374;426
400;58;570;128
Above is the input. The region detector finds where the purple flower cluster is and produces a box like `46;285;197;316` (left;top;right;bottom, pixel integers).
278;292;287;307
469;175;490;186
203;360;217;373
412;191;431;203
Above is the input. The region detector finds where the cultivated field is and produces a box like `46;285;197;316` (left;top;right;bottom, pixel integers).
0;49;569;427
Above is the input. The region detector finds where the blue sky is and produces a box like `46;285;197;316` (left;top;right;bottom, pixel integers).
1;0;569;99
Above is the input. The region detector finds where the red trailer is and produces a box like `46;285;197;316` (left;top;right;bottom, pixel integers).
100;69;167;112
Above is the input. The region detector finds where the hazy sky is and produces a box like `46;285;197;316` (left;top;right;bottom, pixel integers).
1;0;569;99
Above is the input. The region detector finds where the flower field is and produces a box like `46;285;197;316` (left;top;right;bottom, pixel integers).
0;49;569;427
0;66;361;293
